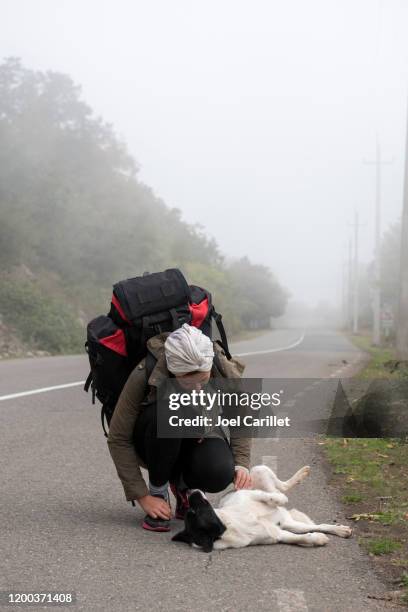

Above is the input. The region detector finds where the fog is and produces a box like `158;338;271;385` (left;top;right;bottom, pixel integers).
2;0;408;307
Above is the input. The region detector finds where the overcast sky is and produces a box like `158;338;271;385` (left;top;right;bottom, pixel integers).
2;0;408;306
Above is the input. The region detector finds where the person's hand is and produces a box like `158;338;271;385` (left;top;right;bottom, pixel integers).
137;495;172;519
234;467;252;490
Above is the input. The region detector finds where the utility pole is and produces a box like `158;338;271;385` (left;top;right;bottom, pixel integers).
348;237;353;330
397;97;408;360
341;259;348;329
348;212;364;335
343;262;347;327
353;212;359;334
373;138;382;345
364;136;393;345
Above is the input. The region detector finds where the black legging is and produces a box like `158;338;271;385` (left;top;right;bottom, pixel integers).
134;403;235;493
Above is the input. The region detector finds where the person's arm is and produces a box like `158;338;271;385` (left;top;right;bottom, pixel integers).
230;435;252;489
230;437;252;488
213;343;252;487
107;362;150;501
107;362;172;519
230;437;252;470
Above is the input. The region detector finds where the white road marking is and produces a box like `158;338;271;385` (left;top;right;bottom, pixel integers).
235;331;305;357
262;455;278;472
0;381;85;401
275;589;308;611
0;331;306;402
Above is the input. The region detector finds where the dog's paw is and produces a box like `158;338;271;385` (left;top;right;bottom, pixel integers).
333;525;352;538
279;493;289;505
295;466;311;483
213;540;228;551
308;533;329;546
267;492;288;506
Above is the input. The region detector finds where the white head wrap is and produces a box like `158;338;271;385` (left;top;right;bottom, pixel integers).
164;323;214;374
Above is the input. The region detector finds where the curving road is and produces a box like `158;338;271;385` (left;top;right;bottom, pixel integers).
0;328;397;611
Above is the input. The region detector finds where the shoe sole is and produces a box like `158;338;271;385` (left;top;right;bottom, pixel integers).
142;521;171;532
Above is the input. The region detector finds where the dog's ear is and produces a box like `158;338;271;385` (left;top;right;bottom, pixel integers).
216;518;226;536
172;529;193;544
200;535;215;553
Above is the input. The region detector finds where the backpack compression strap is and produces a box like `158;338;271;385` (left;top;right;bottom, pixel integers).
212;309;232;360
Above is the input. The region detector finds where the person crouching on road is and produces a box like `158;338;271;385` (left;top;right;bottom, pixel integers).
107;323;252;532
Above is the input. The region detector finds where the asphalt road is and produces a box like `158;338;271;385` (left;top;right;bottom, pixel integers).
0;328;397;612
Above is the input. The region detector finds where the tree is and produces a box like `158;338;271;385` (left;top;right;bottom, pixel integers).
0;58;288;351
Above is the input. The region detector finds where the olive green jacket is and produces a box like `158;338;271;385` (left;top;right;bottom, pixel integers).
107;333;251;501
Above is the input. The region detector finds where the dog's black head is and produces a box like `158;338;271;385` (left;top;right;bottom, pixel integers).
172;490;226;553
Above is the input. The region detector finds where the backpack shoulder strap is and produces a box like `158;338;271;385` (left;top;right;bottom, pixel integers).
211;308;231;359
213;341;246;378
145;349;157;382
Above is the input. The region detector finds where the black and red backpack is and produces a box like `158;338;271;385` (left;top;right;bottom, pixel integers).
84;268;230;435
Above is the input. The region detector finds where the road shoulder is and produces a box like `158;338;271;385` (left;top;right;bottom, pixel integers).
321;332;408;607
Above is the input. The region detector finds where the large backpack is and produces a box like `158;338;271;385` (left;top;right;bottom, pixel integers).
84;268;231;436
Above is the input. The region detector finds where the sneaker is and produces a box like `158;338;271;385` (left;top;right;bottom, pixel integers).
170;482;190;520
142;494;171;532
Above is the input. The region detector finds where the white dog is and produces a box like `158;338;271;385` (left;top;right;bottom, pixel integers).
172;464;352;552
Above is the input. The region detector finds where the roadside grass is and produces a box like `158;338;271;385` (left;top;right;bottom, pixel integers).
342;493;363;503
347;332;407;381
364;538;403;556
322;331;408;604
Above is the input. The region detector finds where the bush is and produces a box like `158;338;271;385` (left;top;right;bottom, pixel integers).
0;278;84;354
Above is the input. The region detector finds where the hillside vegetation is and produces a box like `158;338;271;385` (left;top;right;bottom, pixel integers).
0;58;288;356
